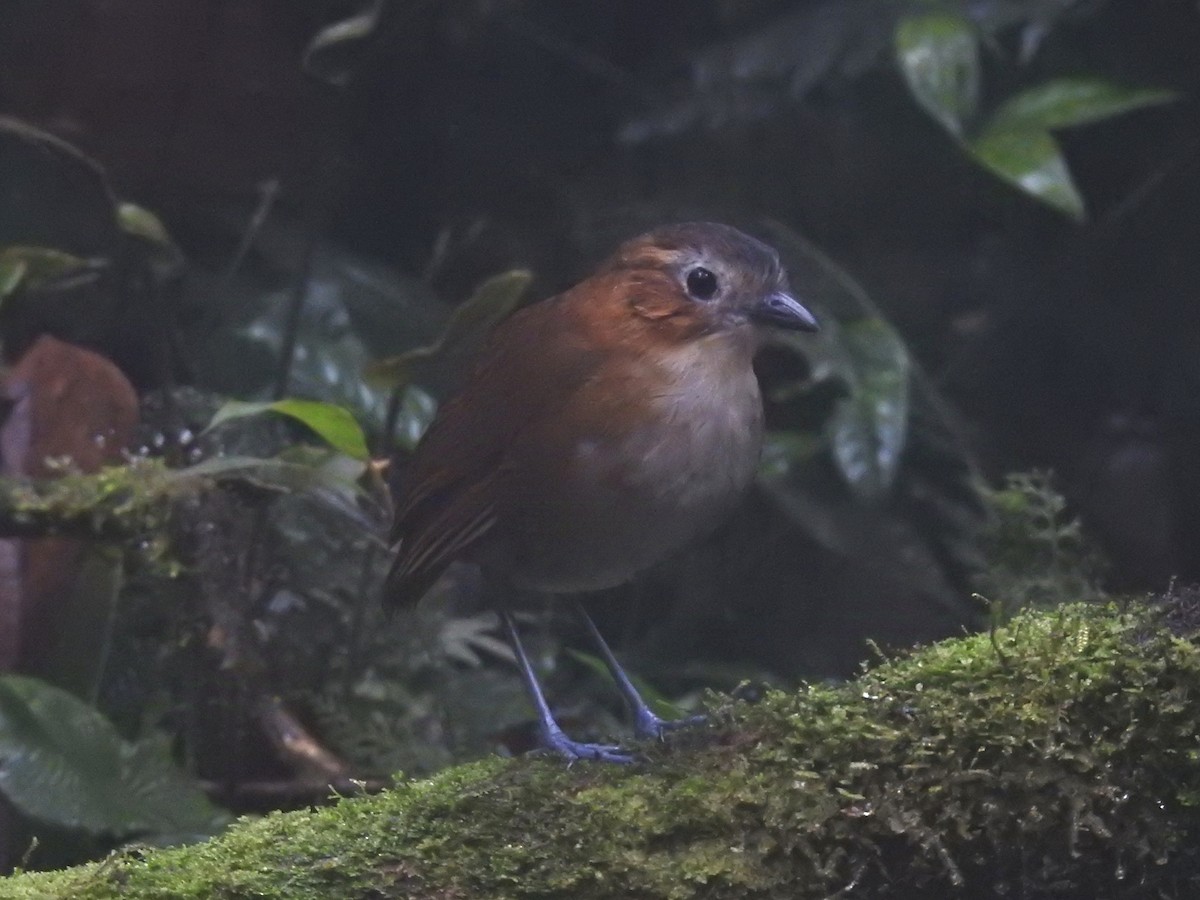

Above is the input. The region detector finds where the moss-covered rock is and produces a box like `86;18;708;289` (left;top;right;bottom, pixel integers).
3;600;1198;899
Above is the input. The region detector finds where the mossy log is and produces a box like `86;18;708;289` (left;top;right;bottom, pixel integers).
3;601;1199;899
0;454;368;546
0;461;175;542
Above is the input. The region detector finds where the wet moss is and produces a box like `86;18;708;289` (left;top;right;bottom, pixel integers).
3;600;1198;899
0;459;173;541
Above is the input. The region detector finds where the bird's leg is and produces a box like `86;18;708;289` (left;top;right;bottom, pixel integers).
572;599;706;741
499;608;634;764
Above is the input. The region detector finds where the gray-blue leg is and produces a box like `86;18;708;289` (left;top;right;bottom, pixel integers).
500;608;633;764
572;600;706;741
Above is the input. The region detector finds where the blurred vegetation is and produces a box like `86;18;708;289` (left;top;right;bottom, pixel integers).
975;470;1110;617
0;0;1192;881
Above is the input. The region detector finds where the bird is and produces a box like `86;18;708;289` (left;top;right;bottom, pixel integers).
385;221;819;762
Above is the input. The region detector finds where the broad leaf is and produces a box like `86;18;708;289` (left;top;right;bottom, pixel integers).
207;399;370;460
990;77;1178;132
754;222;986;598
968;126;1085;220
827;317;911;500
117;202;184;277
895;13;980;137
116;203;176;249
367;269;532;391
0;675;226;840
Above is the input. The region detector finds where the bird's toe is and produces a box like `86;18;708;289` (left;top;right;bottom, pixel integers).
539;733;636;765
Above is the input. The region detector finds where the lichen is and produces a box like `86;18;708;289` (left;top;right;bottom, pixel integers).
3;600;1198;899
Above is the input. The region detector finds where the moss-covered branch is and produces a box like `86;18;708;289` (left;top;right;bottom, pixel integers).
0;461;174;541
3;601;1199;899
0;454;364;543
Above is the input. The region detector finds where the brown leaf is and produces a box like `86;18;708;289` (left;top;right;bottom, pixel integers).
0;336;138;671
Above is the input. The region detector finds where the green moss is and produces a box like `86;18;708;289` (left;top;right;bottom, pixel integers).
976;471;1109;615
0;459;176;545
4;601;1199;899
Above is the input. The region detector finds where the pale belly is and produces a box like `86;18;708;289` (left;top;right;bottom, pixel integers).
495;361;764;593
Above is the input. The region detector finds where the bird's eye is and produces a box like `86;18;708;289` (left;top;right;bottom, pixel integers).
685;267;719;301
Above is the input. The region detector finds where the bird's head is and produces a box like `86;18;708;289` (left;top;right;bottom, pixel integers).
598;222;819;348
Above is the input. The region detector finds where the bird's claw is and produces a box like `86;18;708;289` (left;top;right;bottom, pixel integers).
539;733;637;765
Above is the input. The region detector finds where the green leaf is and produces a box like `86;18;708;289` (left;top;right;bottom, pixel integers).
0;256;25;299
0;675;227;840
366;269;532;391
991;77;1178;132
968;126;1085;220
566;650;686;720
895;13;980;137
118;202;185;279
434;270;533;355
268;399;371;461
116;203;175;249
827;318;911;500
207;399;370;460
0;245;92;292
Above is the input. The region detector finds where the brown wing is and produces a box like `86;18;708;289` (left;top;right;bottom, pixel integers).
383;288;608;609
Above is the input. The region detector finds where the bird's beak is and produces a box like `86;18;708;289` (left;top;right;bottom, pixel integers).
752;291;819;332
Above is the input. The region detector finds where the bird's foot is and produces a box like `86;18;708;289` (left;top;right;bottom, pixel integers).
538;729;635;765
632;711;707;742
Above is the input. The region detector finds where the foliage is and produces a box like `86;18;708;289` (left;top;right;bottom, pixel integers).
0;247;96;303
0;112;478;862
620;0;1177;220
2;600;1198;898
0;676;227;842
763;227;916;500
975;471;1109;617
823;316;911;501
206;399;372;461
894;10;1177;219
365;269;532;393
756;224;983;604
